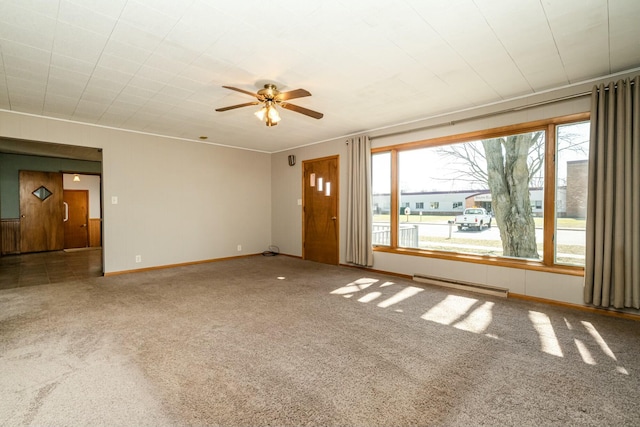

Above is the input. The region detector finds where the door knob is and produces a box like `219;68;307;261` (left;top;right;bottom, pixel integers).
331;217;337;220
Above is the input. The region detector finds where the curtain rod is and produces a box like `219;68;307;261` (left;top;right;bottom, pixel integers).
371;91;592;140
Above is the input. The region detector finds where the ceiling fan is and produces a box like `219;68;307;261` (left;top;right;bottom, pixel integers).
216;84;324;127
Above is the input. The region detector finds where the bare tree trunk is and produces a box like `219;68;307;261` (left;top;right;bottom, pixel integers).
483;135;539;259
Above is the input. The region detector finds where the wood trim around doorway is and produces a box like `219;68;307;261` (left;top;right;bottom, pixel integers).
89;218;101;248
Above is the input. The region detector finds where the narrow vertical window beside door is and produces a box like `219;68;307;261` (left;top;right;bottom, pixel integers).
372;152;391;246
555;121;589;266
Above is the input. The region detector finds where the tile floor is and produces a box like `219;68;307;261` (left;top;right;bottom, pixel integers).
0;248;102;290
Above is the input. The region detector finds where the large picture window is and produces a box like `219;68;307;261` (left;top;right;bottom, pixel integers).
372;114;589;273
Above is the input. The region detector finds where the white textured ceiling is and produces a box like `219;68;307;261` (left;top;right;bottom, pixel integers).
1;0;639;153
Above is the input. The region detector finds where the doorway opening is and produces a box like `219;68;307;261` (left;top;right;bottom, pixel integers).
0;138;103;278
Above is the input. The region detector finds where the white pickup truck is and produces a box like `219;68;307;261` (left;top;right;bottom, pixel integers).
454;208;492;231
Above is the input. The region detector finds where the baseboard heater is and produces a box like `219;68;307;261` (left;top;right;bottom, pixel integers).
413;273;509;298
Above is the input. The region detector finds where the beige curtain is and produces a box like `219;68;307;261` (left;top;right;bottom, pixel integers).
346;135;374;267
584;76;640;309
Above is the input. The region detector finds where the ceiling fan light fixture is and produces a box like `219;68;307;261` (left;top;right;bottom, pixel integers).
254;106;267;121
255;102;281;126
267;105;281;123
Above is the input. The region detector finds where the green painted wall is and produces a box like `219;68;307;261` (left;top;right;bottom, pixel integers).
0;153;101;218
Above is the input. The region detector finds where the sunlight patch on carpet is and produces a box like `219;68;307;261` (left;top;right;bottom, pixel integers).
421;295;477;325
330;278;379;295
358;292;382;303
452;301;494;334
528;311;563;357
581;320;629;375
574;339;596;365
377;286;423;308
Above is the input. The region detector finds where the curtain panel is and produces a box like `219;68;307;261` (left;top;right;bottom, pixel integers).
346;135;374;267
584;76;640;309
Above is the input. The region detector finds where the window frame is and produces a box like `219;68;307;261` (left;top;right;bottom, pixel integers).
371;113;589;276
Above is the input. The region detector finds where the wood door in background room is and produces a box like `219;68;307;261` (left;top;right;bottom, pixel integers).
303;155;339;265
19;170;64;253
63;190;89;249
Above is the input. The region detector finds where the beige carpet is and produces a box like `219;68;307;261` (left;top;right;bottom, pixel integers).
1;255;639;426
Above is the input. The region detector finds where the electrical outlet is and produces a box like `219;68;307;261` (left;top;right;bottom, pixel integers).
237;245;242;251
135;255;141;263
111;196;118;204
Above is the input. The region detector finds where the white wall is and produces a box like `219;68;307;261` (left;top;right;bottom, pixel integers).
0;110;272;274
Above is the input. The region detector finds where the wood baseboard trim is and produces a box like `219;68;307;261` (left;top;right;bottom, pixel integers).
274;253;302;259
509;293;640;322
103;253;262;277
339;263;413;280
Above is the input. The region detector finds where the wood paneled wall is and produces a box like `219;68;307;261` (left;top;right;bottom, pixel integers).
89;218;101;248
1;217;101;254
1;219;20;255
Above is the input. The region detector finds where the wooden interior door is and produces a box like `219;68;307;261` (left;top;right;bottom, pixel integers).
19;170;64;253
303;156;339;264
63;190;89;249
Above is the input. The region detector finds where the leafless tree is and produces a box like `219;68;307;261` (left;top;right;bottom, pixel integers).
482;134;539;258
435;130;587;259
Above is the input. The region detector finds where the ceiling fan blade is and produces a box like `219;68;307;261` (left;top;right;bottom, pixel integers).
222;86;260;99
280;102;324;119
215;101;260;112
276;88;311;101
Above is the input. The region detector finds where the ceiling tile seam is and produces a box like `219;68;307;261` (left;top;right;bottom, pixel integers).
96;2;216;131
0;42;11;109
539;0;570;84
405;0;502;101
385;37;450;91
70;2;129;121
0;108;271;154
68;1;198;123
397;1;455;92
134;66;217;131
42;1;63;116
473;0;534;94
